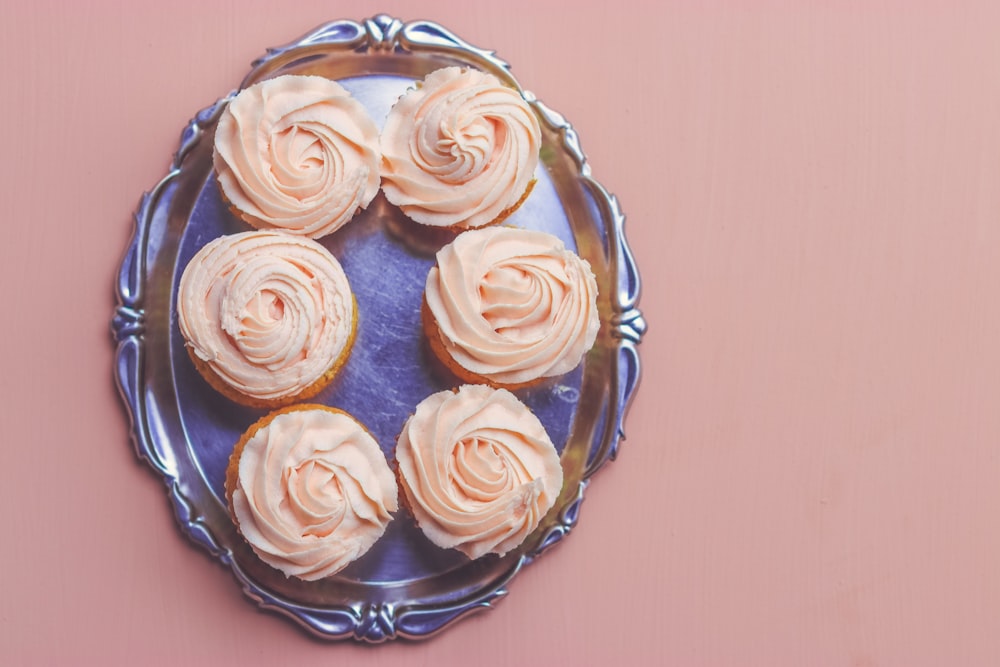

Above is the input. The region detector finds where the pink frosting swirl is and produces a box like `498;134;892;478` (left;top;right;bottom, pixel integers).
231;407;398;580
380;67;541;229
177;231;354;403
213;75;380;238
395;385;563;559
425;227;600;386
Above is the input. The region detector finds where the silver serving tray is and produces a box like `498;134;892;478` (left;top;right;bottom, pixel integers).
112;14;645;642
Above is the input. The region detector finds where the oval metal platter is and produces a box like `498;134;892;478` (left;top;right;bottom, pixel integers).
112;14;646;642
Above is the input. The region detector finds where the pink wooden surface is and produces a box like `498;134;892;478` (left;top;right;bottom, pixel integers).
3;1;1000;664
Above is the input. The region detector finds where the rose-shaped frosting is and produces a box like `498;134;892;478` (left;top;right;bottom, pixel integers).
380;67;541;229
425;227;600;386
230;406;398;580
395;385;563;559
177;231;354;403
213;74;380;238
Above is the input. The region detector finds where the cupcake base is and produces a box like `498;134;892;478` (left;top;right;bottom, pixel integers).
479;178;536;230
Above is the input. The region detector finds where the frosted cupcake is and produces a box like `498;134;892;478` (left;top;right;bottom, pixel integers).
395;385;563;559
226;405;398;580
213;74;380;239
177;230;357;407
380;67;541;230
423;227;600;388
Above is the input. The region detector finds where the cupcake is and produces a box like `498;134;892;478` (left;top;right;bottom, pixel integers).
423;227;600;388
213;74;380;239
380;67;541;231
395;385;563;559
226;405;398;581
177;230;356;407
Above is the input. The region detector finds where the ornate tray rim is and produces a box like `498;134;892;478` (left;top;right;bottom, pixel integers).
111;14;646;642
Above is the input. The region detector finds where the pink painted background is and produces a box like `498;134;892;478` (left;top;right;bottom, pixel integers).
3;1;1000;664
